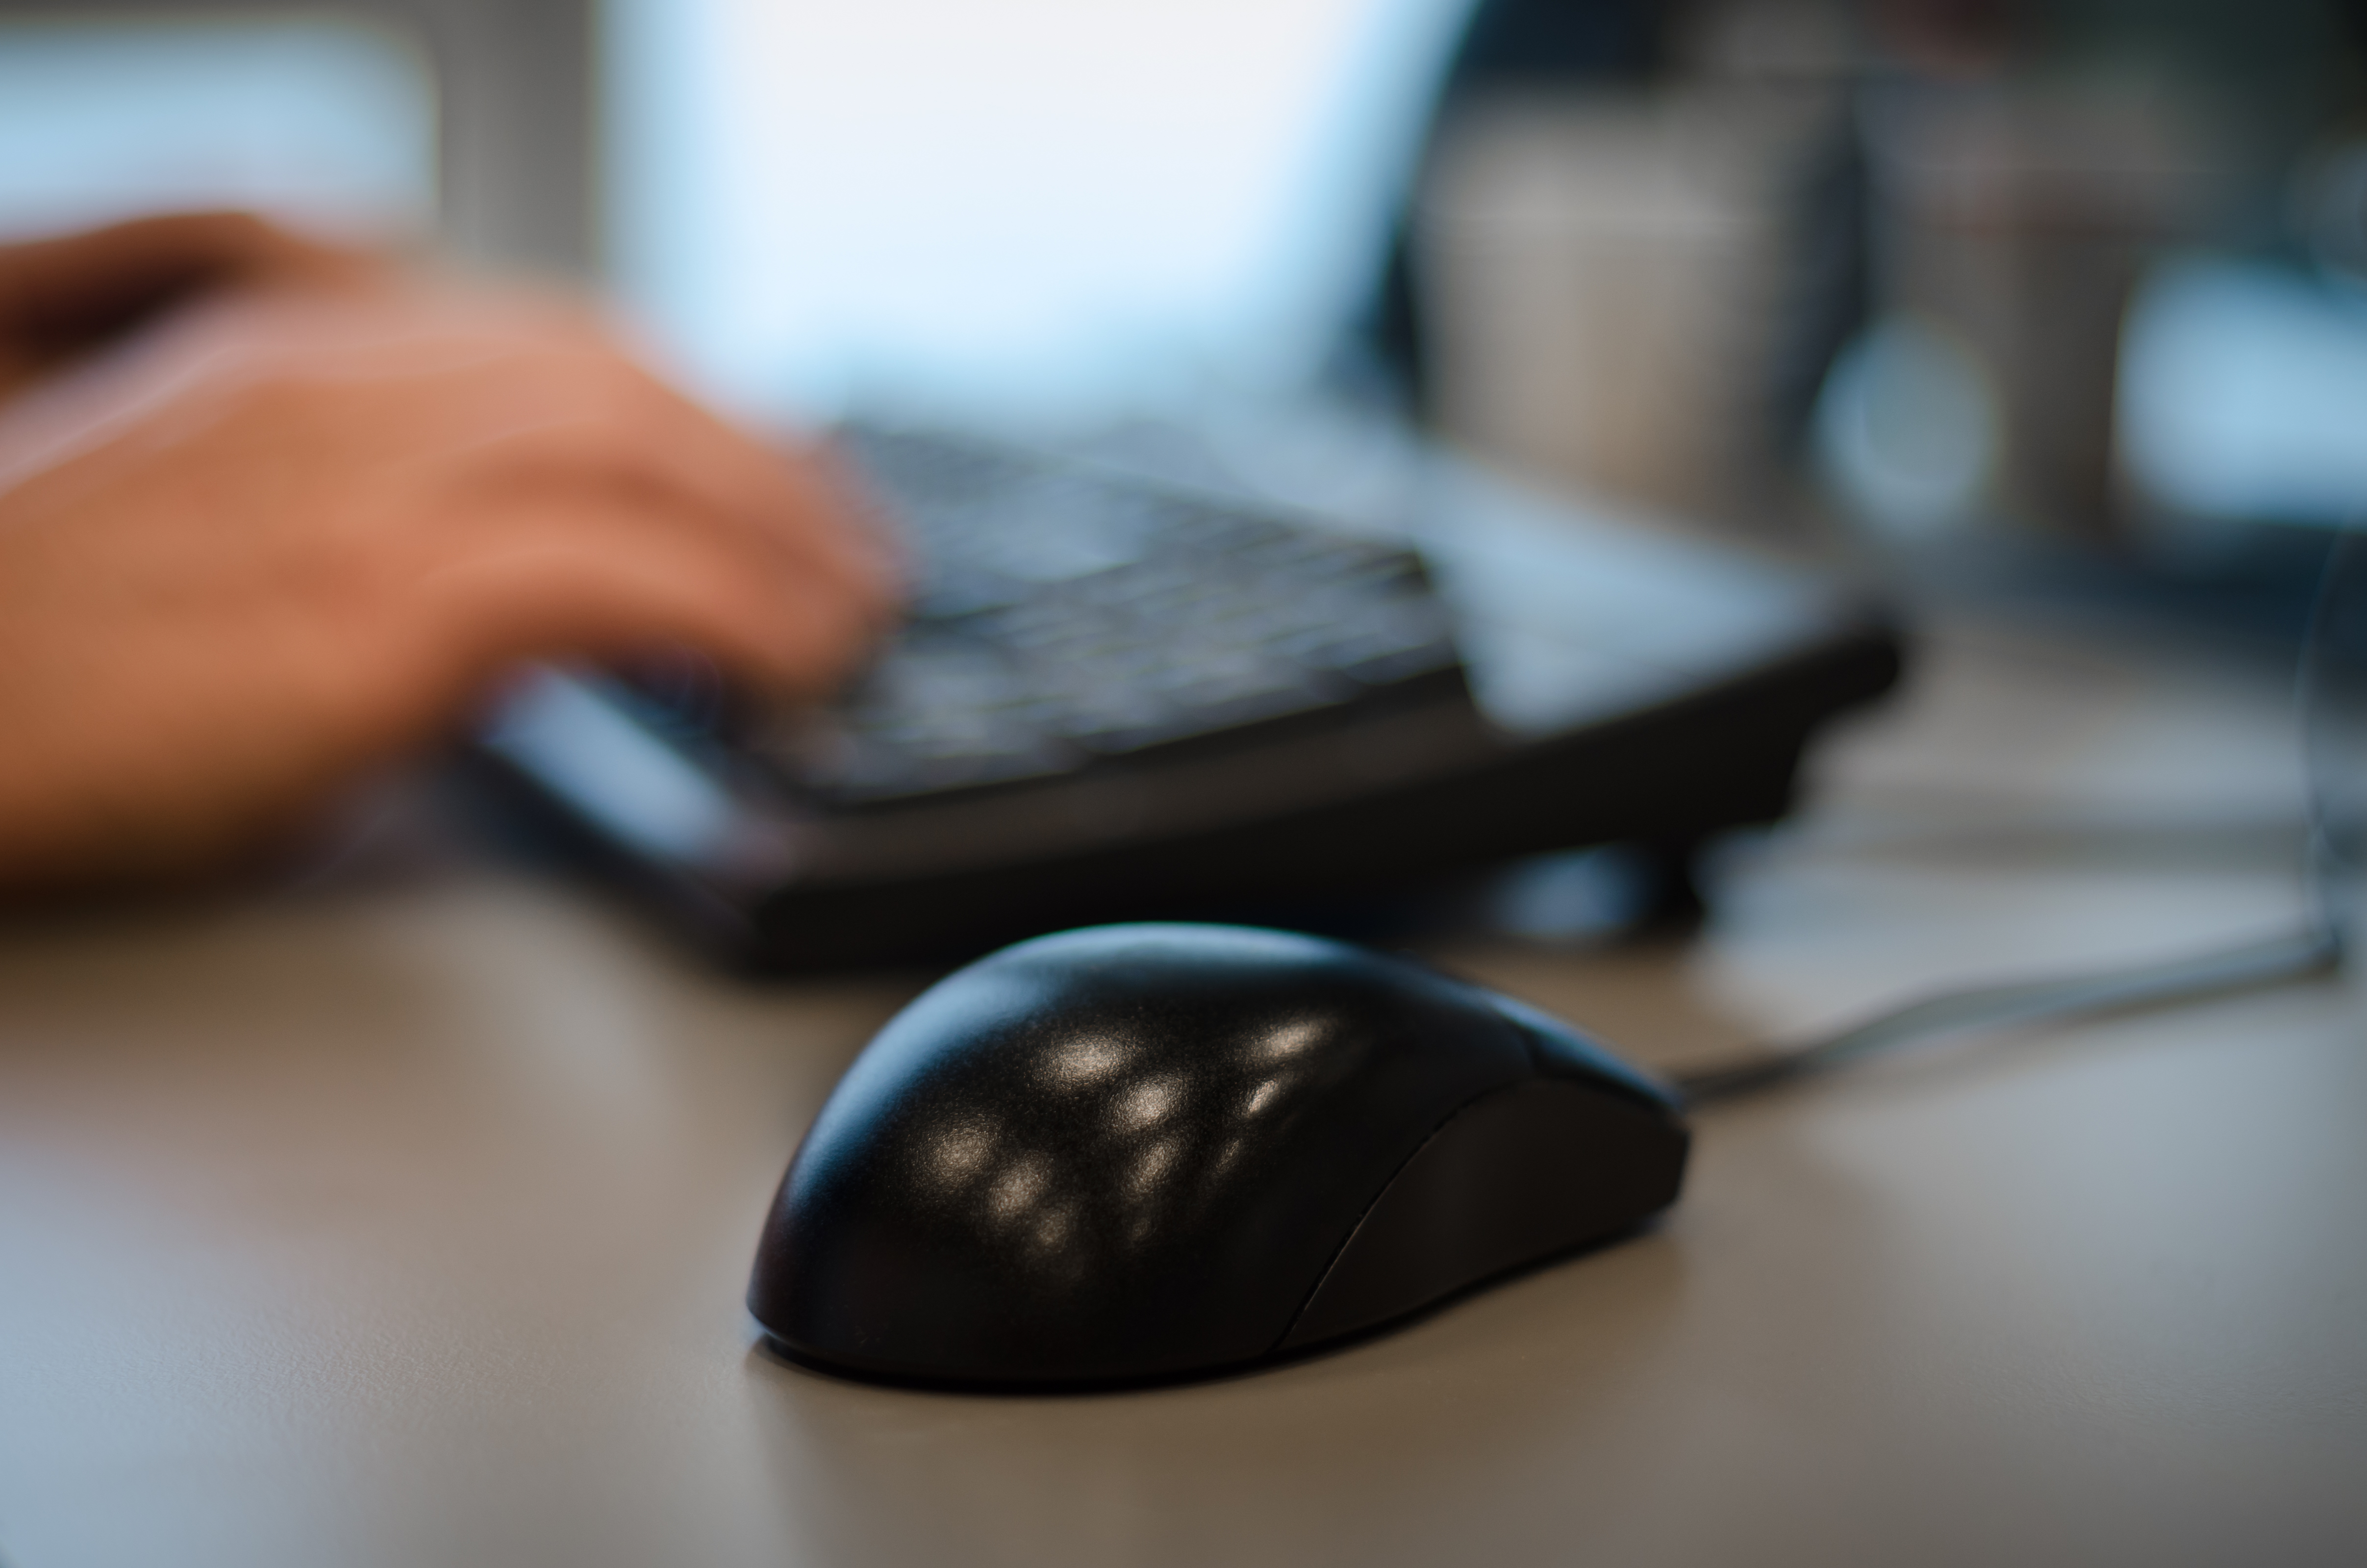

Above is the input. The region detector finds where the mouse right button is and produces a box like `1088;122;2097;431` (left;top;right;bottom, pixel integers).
1279;1079;1689;1353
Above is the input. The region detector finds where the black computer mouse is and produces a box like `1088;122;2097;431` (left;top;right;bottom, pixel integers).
749;923;1688;1388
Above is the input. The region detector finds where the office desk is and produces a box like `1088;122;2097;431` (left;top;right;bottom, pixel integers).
1;611;2362;1568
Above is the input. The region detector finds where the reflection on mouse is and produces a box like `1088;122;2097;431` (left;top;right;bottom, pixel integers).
750;923;1689;1388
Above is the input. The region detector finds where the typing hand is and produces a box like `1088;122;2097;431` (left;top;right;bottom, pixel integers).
0;242;898;890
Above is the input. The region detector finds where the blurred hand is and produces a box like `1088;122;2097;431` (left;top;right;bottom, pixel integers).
0;228;897;890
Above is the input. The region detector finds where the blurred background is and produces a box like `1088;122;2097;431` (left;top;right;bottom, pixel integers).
6;0;2367;625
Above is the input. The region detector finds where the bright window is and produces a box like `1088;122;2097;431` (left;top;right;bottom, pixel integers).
605;0;1470;425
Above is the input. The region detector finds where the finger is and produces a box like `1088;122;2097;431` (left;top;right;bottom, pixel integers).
277;336;905;630
45;287;898;634
637;394;903;619
261;292;907;623
770;428;911;607
0;302;887;674
346;412;885;670
466;390;905;629
390;492;884;724
805;432;913;585
356;330;906;624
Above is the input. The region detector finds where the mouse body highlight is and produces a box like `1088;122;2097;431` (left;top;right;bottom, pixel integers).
750;924;1688;1387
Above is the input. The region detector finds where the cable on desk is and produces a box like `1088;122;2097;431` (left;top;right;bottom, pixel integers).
1670;919;2342;1104
1673;533;2361;1109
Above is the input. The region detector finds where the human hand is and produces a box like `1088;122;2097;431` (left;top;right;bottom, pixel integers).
0;277;898;890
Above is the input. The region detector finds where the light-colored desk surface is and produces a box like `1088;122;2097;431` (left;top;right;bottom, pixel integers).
2;612;2362;1568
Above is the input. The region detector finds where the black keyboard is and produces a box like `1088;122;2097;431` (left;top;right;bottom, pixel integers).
474;422;1904;969
729;428;1467;805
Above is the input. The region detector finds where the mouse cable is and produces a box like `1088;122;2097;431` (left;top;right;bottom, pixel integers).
1668;918;2342;1104
1672;534;2359;1107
